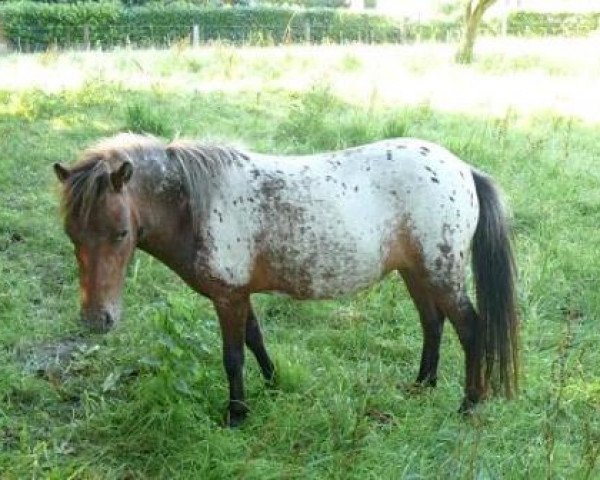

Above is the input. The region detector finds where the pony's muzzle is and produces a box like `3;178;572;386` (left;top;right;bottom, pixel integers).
81;308;117;333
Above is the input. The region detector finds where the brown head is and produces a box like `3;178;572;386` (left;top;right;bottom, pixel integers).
54;149;138;333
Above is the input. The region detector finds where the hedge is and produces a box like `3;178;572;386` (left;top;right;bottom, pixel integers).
507;11;600;37
0;3;598;51
0;3;416;50
0;3;469;50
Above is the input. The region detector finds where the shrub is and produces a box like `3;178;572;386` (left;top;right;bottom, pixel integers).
1;3;598;52
0;3;408;50
507;11;600;37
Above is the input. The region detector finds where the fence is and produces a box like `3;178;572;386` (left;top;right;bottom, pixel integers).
2;23;461;53
1;9;599;53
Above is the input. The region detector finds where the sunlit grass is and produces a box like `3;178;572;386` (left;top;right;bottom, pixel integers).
1;37;600;121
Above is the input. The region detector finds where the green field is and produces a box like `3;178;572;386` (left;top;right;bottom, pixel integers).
1;38;600;478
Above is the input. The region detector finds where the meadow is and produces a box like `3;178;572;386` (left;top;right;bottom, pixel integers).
1;37;600;478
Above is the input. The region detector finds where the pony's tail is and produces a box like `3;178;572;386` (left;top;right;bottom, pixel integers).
471;169;519;398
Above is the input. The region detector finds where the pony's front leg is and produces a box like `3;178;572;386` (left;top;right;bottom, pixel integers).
246;306;275;385
213;295;250;427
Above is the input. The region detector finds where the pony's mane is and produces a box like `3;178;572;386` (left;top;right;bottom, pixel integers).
59;133;246;232
165;139;247;233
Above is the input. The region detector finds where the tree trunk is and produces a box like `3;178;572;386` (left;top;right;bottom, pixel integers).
455;0;497;64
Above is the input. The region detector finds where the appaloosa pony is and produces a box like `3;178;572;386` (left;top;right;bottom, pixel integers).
54;133;518;426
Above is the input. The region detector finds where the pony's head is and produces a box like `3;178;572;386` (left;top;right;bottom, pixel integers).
54;146;138;333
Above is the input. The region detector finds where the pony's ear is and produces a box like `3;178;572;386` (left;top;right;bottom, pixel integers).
110;161;133;192
53;163;70;183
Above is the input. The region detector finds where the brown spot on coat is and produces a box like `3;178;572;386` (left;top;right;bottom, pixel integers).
438;243;451;255
382;218;424;273
260;176;286;199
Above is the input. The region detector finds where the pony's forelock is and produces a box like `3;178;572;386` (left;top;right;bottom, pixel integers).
59;133;162;224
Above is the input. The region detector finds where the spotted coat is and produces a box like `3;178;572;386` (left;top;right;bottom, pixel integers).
201;138;479;299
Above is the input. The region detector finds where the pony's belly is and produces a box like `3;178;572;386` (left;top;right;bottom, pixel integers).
262;249;386;300
263;278;385;300
305;269;385;299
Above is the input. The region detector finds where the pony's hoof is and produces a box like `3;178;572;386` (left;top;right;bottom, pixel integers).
265;371;277;389
225;401;249;428
458;396;478;415
226;412;246;428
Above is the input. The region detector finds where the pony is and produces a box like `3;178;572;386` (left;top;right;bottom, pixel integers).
54;133;518;426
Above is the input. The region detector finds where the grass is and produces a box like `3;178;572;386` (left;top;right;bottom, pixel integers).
125;101;175;137
1;37;600;478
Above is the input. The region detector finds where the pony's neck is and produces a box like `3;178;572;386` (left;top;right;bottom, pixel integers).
131;152;200;288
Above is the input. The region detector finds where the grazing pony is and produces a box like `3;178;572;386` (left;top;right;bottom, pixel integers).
54;133;518;426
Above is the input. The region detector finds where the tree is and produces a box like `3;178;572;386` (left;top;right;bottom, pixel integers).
455;0;498;64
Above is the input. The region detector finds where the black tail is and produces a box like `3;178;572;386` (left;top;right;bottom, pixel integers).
471;169;519;397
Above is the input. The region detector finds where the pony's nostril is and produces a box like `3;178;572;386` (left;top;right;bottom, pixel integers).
100;310;114;330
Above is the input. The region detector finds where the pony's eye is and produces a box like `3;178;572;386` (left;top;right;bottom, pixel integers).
115;230;128;241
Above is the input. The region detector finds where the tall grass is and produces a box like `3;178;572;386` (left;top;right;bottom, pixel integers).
125;100;175;137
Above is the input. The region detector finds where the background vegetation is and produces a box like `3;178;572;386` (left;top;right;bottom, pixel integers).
0;2;598;51
1;37;600;478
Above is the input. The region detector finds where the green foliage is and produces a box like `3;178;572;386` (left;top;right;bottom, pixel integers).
508;11;600;37
0;3;408;49
0;2;124;48
125;100;175;137
0;3;599;52
139;296;218;403
267;0;350;7
339;52;362;72
276;87;419;152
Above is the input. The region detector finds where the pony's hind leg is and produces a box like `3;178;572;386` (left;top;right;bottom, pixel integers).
401;271;445;388
437;289;485;413
246;305;275;384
